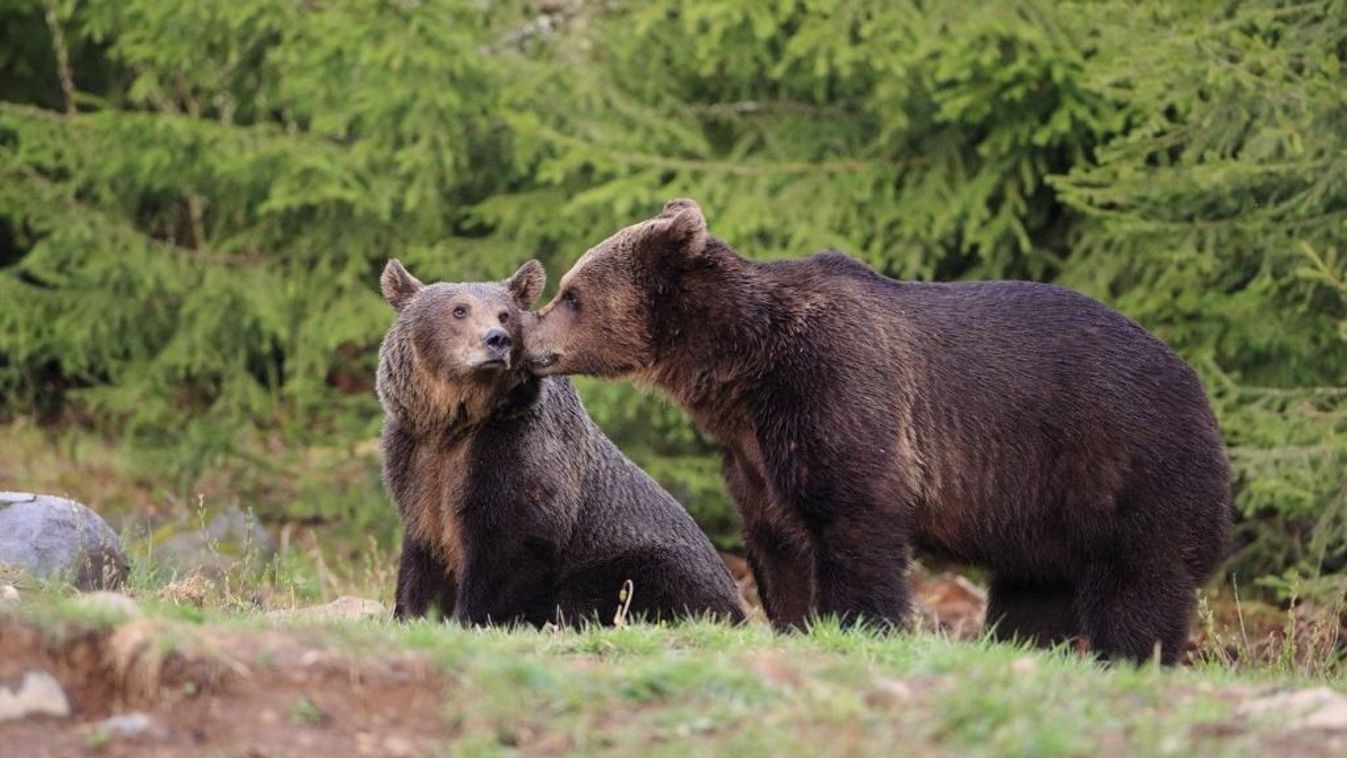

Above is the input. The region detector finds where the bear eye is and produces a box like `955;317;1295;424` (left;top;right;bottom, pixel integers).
452;305;468;319
561;290;580;310
498;311;509;324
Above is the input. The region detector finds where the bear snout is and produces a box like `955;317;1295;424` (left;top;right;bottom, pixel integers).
465;327;513;370
484;328;512;353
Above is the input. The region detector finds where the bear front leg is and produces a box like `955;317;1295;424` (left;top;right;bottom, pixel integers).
753;408;911;630
453;537;560;628
394;534;457;621
744;524;815;631
724;448;814;629
807;508;911;629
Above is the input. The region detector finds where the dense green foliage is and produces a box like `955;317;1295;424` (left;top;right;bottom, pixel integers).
2;0;1344;590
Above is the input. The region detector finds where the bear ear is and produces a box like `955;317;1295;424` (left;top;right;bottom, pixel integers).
505;259;546;307
381;259;424;311
648;197;708;256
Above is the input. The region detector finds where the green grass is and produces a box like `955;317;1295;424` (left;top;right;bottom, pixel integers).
5;422;1347;754
8;589;1343;757
302;621;1338;755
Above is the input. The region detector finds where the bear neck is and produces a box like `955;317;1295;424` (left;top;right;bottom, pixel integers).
403;372;534;441
646;238;802;429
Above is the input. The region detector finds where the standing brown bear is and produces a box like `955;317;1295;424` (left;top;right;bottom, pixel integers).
525;199;1232;663
377;258;744;627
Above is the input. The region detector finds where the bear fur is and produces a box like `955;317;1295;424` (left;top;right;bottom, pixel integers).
525;199;1233;663
377;258;744;627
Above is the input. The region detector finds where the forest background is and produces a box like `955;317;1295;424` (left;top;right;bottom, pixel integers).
2;0;1345;602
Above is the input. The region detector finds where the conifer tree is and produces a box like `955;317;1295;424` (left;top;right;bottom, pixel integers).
1;0;1343;586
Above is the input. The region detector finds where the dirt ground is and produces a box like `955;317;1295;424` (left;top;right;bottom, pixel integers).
0;616;450;756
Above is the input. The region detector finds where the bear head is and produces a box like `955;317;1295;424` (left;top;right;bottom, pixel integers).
526;198;708;378
377;258;545;430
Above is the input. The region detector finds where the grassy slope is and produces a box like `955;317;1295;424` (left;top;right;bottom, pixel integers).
6;593;1345;757
5;423;1347;754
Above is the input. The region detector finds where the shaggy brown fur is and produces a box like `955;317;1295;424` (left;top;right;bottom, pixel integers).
525;199;1233;664
377;259;744;626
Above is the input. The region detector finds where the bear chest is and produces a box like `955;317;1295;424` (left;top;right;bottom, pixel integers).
402;441;470;576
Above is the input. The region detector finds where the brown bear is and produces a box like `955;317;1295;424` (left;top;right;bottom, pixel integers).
524;198;1233;663
377;258;744;627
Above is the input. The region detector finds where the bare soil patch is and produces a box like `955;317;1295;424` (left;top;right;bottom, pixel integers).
0;616;449;756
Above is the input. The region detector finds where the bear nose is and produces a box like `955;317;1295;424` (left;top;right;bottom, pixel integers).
484;328;512;352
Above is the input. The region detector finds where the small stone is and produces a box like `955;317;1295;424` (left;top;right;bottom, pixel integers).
75;591;142;618
1240;687;1347;731
0;670;71;721
0;585;17;605
93;712;157;738
1303;702;1347;730
1010;657;1038;676
383;735;415;756
865;677;914;709
299;649;333;667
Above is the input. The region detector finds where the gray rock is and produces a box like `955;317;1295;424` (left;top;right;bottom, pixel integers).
155;509;276;577
0;492;128;590
0;670;71;721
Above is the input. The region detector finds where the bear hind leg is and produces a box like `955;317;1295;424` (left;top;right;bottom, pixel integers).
985;579;1079;649
1076;559;1194;665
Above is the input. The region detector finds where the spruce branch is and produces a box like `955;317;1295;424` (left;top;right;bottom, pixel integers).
523;123;920;177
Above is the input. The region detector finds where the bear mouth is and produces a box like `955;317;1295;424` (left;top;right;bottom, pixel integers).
471;357;510;371
528;353;558;371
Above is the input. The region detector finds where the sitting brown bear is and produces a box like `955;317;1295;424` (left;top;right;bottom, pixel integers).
524;199;1233;663
377;259;744;626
